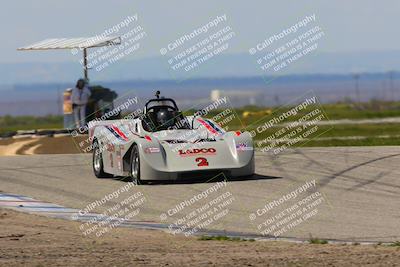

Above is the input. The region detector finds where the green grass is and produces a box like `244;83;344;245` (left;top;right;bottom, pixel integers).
247;123;400;140
312;124;400;138
309;237;329;244
246;123;400;148
193;100;400;128
388;241;400;247
0;115;63;135
303;137;400;147
198;235;255;242
320;101;400;120
200;100;400;147
2;100;400;147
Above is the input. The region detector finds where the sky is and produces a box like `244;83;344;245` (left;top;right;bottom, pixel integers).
0;0;399;64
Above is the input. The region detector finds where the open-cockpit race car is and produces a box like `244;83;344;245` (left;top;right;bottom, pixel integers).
89;92;254;183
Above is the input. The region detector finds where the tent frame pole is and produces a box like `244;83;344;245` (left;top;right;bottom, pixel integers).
83;48;88;80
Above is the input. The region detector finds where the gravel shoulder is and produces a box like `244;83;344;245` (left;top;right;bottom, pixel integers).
1;208;399;267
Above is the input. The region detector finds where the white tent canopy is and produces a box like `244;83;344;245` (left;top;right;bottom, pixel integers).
17;36;121;79
17;36;121;50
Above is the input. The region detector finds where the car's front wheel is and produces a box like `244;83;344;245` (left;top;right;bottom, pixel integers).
130;144;142;184
92;140;112;178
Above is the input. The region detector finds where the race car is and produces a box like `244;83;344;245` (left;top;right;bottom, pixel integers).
89;92;254;183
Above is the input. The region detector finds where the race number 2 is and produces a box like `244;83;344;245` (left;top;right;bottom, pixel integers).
196;157;209;167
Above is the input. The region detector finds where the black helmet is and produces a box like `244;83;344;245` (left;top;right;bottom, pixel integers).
156;108;175;128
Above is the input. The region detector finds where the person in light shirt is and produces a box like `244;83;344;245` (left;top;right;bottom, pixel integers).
71;78;91;129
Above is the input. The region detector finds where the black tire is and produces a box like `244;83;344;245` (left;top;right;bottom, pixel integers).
92;141;112;178
130;144;142;184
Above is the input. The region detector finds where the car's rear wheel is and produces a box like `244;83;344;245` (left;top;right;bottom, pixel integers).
130;144;142;184
93;141;112;178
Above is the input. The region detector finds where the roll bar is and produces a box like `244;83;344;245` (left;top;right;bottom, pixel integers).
144;98;179;114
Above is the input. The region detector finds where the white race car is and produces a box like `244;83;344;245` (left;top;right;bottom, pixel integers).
89;92;254;183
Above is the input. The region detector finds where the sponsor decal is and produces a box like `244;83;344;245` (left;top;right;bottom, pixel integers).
117;160;122;171
106;143;115;152
205;119;224;134
179;148;216;157
144;147;161;153
112;125;129;141
105;125;129;142
236;143;253;151
109;153;113;168
116;147;122;171
197;118;218;135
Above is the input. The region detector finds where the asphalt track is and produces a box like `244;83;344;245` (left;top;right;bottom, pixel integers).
0;147;399;242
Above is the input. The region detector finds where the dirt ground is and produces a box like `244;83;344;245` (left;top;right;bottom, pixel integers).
0;136;87;156
0;208;399;267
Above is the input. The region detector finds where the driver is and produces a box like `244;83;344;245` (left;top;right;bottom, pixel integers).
156;108;175;128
